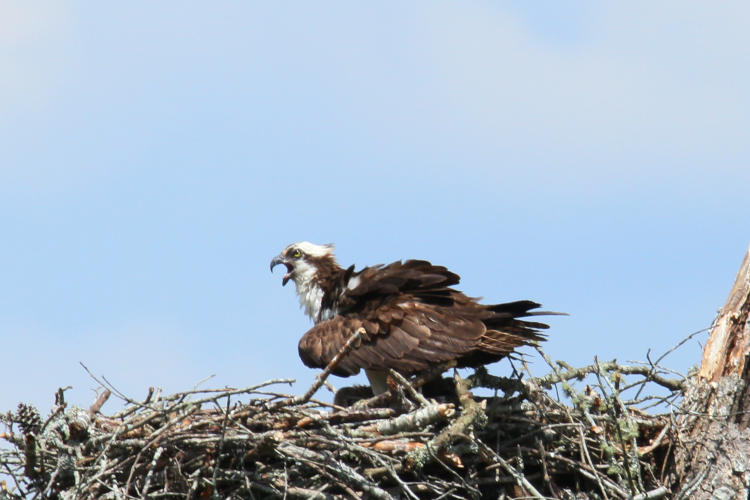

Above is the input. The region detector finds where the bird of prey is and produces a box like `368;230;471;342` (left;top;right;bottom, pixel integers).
271;241;556;395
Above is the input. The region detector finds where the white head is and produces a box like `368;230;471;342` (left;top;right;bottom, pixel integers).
270;242;337;321
286;241;335;259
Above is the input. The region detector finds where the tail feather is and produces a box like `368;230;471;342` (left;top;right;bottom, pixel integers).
454;300;563;368
487;300;541;315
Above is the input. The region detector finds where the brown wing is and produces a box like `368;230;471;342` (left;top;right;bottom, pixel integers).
299;292;527;376
300;260;551;377
339;260;461;310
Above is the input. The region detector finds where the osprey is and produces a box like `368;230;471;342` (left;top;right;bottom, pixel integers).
271;241;555;395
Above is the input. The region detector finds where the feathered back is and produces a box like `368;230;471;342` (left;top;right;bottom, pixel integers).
341;260;460;308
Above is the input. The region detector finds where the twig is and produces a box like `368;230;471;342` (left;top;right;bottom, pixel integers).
388;369;431;407
578;424;610;500
596;358;645;494
655;326;712;367
211;396;231;500
356;403;454;436
141;446;164;496
277;443;392;499
637;422;670;456
631;486;668;500
475;441;544;499
88;389;112;417
271;328;366;411
404;372;486;472
534;360;684;392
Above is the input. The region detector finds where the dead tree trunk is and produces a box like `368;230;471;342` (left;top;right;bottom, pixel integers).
672;246;750;499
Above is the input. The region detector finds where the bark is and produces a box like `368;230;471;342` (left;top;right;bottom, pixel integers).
672;245;750;499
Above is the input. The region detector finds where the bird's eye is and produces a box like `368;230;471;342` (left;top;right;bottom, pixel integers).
292;249;302;259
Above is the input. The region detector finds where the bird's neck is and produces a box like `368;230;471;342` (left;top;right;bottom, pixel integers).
295;277;326;323
295;259;345;323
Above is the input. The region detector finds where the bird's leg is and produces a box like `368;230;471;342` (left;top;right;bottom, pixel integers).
365;370;389;395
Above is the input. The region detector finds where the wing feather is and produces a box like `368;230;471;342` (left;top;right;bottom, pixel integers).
297;259;553;377
298;301;487;375
340;260;460;309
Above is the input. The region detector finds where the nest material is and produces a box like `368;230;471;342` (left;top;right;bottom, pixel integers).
0;344;682;500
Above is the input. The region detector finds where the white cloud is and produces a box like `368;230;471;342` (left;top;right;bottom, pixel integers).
397;2;749;182
1;2;747;195
0;2;75;114
0;2;88;193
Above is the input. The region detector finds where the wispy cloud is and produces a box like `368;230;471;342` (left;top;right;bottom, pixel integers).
0;2;75;113
2;3;747;195
398;2;749;181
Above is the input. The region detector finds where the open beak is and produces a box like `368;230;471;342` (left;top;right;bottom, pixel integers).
270;255;294;286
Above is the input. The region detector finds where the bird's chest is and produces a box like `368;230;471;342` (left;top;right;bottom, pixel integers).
296;282;341;324
295;276;347;323
295;280;325;321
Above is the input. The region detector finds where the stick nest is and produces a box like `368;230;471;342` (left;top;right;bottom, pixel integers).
1;348;685;499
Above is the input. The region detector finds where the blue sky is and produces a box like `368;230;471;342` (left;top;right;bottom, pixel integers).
1;2;748;414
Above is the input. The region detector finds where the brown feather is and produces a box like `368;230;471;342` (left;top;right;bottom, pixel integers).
291;249;557;378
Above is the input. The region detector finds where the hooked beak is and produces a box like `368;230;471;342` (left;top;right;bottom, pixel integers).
270;255;294;286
